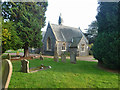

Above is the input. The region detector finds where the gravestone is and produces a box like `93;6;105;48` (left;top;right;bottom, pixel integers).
21;59;29;73
69;37;81;64
54;43;59;62
7;53;11;60
61;51;66;63
2;59;12;88
40;52;44;60
70;48;77;64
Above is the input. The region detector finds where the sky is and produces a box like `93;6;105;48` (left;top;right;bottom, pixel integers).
42;0;99;32
2;0;99;32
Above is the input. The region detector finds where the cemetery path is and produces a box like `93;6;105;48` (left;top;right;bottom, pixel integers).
43;55;98;62
5;52;97;62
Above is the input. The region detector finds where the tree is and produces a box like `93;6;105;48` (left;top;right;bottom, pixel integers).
84;20;98;44
92;2;119;70
96;2;118;33
0;18;1;53
2;2;48;57
2;21;23;53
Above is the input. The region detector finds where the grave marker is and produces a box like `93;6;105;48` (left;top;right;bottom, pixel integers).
40;52;44;60
2;59;12;88
54;43;59;62
70;48;77;64
61;51;66;63
21;59;29;73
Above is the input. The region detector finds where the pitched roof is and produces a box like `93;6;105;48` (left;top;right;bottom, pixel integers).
69;37;82;48
50;23;88;43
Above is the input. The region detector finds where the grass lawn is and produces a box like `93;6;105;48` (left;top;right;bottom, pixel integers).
9;58;119;88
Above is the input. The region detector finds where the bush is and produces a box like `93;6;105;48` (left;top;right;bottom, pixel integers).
88;43;93;55
92;32;120;70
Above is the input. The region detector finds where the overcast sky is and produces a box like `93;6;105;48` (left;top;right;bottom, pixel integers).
42;0;99;32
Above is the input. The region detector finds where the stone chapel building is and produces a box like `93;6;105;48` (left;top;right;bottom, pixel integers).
43;14;89;56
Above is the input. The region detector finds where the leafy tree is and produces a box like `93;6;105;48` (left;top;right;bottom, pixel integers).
92;2;119;70
2;21;23;53
85;20;98;44
2;2;48;57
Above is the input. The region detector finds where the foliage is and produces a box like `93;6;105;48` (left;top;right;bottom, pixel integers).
96;2;118;33
0;17;2;47
2;2;48;56
85;21;98;44
93;2;119;70
8;58;118;88
2;21;23;53
93;32;119;69
88;43;93;55
0;3;2;53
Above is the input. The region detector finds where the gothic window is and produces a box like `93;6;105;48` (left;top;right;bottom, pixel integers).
47;37;51;50
62;43;66;51
81;44;85;52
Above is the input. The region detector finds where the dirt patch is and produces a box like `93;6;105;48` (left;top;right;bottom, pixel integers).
29;65;50;73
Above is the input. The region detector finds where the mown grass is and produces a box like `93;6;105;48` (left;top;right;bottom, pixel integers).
9;58;119;88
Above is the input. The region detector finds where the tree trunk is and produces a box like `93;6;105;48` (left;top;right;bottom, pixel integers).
24;44;29;57
97;60;103;67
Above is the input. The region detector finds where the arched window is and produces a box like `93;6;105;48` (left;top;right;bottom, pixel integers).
62;43;66;51
81;44;85;52
47;37;51;50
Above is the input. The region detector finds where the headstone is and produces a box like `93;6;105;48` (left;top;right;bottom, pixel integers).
21;59;29;73
7;53;11;60
70;48;77;64
61;51;66;63
2;59;12;89
40;52;44;60
54;43;59;62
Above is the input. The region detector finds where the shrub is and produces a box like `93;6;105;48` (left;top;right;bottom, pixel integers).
88;43;93;55
92;32;120;70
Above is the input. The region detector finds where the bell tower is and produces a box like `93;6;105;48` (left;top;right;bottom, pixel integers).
58;13;63;25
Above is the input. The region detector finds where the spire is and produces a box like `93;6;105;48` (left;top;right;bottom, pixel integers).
58;13;63;25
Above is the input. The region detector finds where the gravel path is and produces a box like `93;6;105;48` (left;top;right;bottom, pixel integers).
42;55;98;62
4;53;97;62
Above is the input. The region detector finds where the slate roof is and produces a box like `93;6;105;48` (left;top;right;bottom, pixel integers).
50;23;88;44
69;37;82;48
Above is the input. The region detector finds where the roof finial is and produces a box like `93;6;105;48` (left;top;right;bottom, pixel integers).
58;13;63;25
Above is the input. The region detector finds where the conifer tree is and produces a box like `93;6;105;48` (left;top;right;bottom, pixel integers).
93;2;119;69
2;2;48;56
